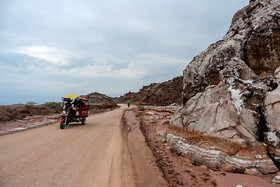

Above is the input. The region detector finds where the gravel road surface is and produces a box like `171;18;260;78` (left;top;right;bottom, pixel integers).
0;104;165;187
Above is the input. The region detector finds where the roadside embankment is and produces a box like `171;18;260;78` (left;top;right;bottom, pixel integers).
121;108;167;186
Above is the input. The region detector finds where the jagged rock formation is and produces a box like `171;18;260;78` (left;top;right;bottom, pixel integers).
117;76;182;106
171;0;280;174
182;0;279;104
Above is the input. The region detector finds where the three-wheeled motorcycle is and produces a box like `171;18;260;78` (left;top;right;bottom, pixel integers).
60;95;88;129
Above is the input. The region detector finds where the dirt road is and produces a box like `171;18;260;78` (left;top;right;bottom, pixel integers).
0;104;166;187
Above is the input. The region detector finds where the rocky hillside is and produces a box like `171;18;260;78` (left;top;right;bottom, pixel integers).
84;76;182;106
0;104;56;123
81;92;114;103
116;76;182;106
171;0;280;174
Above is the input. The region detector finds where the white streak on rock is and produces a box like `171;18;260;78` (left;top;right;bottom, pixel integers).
228;86;243;115
267;132;280;146
166;133;278;174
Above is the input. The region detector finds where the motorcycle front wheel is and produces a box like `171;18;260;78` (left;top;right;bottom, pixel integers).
60;121;65;129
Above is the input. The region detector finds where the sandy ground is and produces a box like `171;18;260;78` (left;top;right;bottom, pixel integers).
0;104;165;187
0;114;60;135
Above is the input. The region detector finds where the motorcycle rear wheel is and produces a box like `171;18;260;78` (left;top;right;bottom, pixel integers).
81;117;86;125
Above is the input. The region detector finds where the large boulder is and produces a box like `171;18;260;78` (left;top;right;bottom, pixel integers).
172;58;269;145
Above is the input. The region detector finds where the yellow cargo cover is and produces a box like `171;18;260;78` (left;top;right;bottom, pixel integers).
63;94;79;99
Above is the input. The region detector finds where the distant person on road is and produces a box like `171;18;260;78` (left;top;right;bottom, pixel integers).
128;103;130;107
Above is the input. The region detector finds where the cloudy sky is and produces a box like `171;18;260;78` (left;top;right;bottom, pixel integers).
0;0;248;105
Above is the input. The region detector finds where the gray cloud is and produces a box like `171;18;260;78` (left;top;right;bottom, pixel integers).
0;0;248;104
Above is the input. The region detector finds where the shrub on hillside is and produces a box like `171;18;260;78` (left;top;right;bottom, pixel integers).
26;101;37;105
43;102;61;112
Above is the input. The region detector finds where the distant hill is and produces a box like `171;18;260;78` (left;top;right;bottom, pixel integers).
115;76;182;106
80;92;113;104
84;76;183;106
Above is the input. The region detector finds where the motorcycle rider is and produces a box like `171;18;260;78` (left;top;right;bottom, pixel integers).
63;99;76;117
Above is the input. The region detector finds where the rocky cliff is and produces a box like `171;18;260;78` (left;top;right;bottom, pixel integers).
171;0;280;174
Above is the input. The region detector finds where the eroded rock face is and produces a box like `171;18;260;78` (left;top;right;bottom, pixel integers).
182;0;280;104
171;0;280;173
264;68;280;162
172;58;269;145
